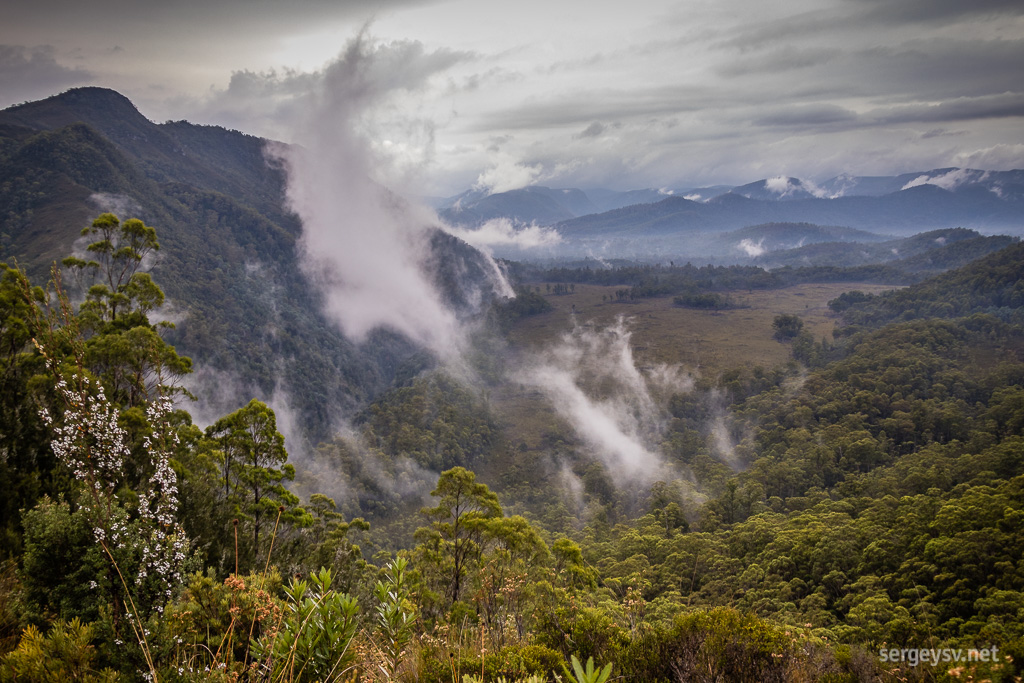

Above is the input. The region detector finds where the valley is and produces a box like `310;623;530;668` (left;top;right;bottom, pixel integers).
503;281;899;370
1;87;1023;682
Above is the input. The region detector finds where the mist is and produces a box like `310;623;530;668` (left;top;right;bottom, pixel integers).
268;31;480;361
516;316;691;483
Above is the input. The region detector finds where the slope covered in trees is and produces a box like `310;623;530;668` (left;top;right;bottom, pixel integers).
2;213;1024;681
0;88;507;444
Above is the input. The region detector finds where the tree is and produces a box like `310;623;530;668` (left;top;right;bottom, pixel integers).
415;467;502;608
0;264;51;558
206;399;302;566
772;313;804;340
62;212;159;325
61;214;190;409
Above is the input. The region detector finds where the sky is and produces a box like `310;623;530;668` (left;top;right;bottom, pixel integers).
2;0;1023;196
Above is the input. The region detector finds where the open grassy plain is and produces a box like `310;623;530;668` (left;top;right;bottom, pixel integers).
505;282;900;373
490;282;899;451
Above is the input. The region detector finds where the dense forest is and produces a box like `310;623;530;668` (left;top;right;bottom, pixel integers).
0;206;1022;683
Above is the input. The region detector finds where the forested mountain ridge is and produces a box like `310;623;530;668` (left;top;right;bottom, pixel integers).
831;240;1024;328
0;87;503;444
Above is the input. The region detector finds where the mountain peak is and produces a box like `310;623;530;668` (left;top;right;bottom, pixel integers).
0;86;150;132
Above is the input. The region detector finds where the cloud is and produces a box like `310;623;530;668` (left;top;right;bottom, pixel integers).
761;176;829;198
717;45;842;77
867;91;1024;126
445;217;562;250
270;30;483;359
764;176;796;195
953;143;1024;170
737;238;767;257
853;0;1024;25
754;104;858;129
516;317;687;483
0;45;91;104
473;153;543;193
575;121;606;139
7;0;1023;194
900;168;989;191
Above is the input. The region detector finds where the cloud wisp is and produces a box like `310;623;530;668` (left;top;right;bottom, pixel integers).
444;217;562;252
269;30;494;361
516;316;692;483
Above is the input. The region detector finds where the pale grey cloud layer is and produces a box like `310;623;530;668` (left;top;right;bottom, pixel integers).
0;45;91;103
1;0;1022;194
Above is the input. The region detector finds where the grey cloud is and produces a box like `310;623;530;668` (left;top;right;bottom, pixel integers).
866;92;1024;125
575;121;606;139
6;0;442;36
920;128;966;139
0;45;91;100
170;32;473;137
717;45;842;77
474;84;721;132
749;93;1024;134
322;31;473;102
713;9;838;54
753;103;859;128
853;38;1024;101
851;0;1024;25
453;67;520;93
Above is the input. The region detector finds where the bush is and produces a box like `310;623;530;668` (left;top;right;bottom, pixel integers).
0;618;118;682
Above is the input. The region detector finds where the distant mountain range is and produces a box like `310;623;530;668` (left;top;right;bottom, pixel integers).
436;168;1024;258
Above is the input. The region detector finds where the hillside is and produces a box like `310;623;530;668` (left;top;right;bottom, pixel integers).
750;227;1017;271
831;239;1024;328
0;88;499;443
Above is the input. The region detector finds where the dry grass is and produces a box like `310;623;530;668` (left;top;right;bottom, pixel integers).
505;282;898;375
492;282;898;450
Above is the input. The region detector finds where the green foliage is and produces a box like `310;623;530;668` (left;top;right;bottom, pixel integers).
415;468;503;611
163;569;284;675
562;654;612;683
772;313;804;339
206;399;305;570
833;240;1024;328
0;618;119;683
370;557;416;681
252;568;358;683
18;497;109;624
0;264;51;559
65;212;160;325
672;291;735;310
362;373;502;474
5;132;1024;683
494;287;552;331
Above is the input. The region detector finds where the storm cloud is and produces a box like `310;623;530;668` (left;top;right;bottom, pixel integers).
1;0;1021;193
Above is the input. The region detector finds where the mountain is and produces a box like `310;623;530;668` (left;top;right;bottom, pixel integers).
833;238;1024;328
731;177;825;201
543;182;1024;258
439;186;598;226
0;87;500;444
819;168;1024;199
750;228;1017;271
719;222;887;254
431;169;1024;259
584;187;686;212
